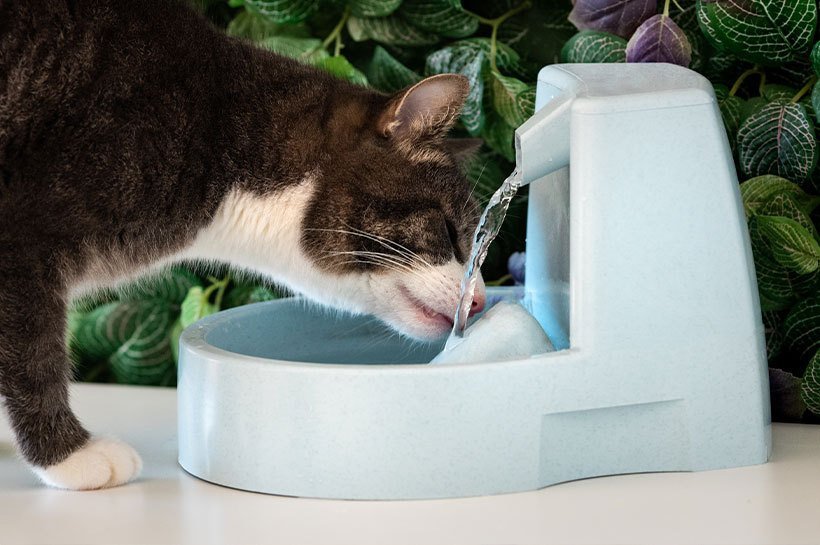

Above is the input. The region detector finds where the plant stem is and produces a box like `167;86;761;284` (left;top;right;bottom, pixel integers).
791;76;817;104
466;1;532;73
214;276;230;310
663;0;671;17
729;66;764;96
303;5;350;59
485;273;512;286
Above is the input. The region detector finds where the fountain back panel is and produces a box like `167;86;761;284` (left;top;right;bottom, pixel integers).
177;63;771;500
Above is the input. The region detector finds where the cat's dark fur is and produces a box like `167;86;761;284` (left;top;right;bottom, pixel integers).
0;0;481;482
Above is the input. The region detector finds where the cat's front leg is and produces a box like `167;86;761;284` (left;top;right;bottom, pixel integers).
0;272;141;489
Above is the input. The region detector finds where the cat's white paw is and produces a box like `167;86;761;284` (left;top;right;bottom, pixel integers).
32;437;142;490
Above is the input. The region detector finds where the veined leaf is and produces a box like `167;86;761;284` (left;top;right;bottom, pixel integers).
625;15;692;67
568;0;656;39
425;44;487;135
696;0;817;65
763;310;786;360
481;110;516;162
783;296;820;360
366;46;422;93
812;42;820;76
714;84;743;150
748;220;819;311
226;9;311;41
244;0;320;24
109;301;176;386
740;174;817;215
755;216;820;274
491;73;532;128
347;15;439;46
398;0;479;38
736;100;817;181
758;193;818;235
801;350;820;415
561;30;627;63
349;0;402;18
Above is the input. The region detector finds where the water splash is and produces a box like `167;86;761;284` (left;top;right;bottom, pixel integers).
446;168;522;348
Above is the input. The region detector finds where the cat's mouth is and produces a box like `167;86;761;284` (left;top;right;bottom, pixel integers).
397;284;454;332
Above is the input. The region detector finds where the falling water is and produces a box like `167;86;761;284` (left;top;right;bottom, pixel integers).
446;168;522;348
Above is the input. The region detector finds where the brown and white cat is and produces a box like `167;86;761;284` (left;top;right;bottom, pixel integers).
0;0;486;489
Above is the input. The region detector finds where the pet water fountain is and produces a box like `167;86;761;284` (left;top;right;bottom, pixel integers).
177;63;771;500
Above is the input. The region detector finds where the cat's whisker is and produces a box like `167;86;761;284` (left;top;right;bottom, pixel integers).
338;223;440;272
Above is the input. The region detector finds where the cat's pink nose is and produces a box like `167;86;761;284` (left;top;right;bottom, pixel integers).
468;283;486;317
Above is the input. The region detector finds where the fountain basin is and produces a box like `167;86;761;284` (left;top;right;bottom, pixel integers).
178;63;772;500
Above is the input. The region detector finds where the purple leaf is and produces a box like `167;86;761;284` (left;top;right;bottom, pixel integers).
625;14;692;67
569;0;656;39
507;251;526;285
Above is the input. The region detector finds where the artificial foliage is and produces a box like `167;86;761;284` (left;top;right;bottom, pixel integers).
67;0;820;423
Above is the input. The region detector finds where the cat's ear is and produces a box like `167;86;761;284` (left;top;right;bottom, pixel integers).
442;137;483;167
378;74;470;142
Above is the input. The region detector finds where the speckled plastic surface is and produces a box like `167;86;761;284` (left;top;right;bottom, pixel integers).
178;64;771;500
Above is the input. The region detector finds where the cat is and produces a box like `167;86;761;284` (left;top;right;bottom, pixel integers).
0;0;487;490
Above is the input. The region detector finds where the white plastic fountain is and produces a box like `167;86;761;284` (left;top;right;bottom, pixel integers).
177;63;771;500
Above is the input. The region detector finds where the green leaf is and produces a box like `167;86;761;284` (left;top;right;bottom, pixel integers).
748;220;819;311
257;36;328;62
366;46;422;93
223;285;281;309
754;216;820;274
349;0;402;18
713;84;743;150
740;174;817;215
109;301;177;386
314;56;369;85
347;15;439;46
398;0;479;38
560;30;627;63
226;8;311;41
457;38;524;76
425;45;486;135
761;84;815;118
170;316;184;365
491;73;532;128
812;41;820;76
783;295;820;360
763;310;786;360
481;109;515;162
180;286;218;329
696;0;817;65
736;100;817;181
758;193;817;235
244;0;319;24
801;350;820;415
497;3;575;68
70;302;143;361
812;83;820;124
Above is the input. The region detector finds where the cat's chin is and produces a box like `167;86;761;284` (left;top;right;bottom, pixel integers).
395;283;454;338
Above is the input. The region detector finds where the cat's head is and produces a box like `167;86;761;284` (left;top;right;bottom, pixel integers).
300;74;487;340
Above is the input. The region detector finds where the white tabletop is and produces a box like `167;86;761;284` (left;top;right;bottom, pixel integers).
1;383;818;545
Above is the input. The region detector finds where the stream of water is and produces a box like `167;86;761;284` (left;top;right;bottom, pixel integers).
445;168;522;348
